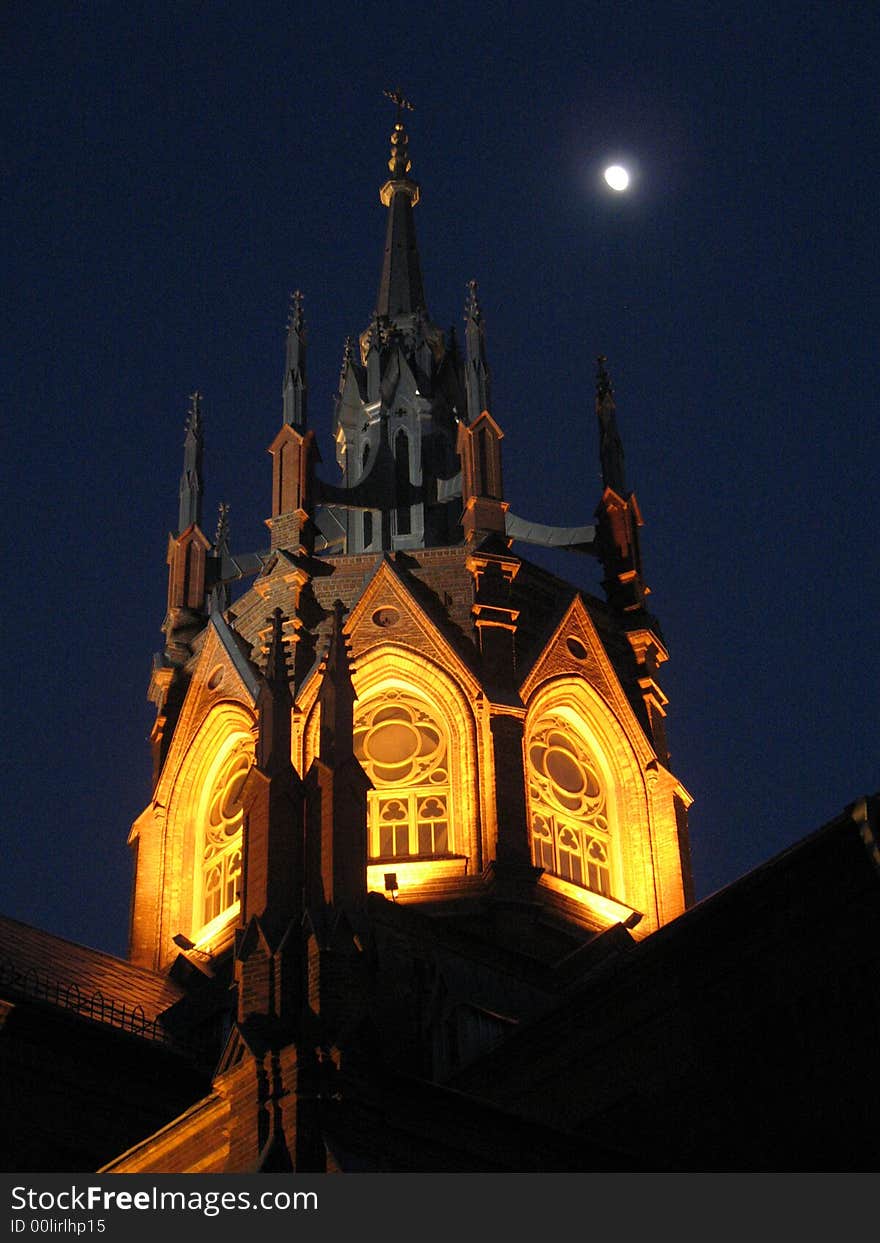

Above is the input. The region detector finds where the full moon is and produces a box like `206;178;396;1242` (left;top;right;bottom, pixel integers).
604;165;630;192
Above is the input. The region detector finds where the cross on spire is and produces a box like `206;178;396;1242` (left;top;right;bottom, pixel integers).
383;86;415;124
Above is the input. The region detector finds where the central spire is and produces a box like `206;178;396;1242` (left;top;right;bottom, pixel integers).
376;89;426;320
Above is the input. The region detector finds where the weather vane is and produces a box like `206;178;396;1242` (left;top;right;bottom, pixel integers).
383;86;415;124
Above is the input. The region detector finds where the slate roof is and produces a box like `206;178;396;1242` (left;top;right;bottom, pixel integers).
0;914;182;1024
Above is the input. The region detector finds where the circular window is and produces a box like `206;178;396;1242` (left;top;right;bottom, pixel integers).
206;665;225;690
566;636;588;661
372;607;400;628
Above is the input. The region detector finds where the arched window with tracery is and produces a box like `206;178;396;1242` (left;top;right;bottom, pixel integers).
196;739;252;929
354;689;452;859
527;713;612;897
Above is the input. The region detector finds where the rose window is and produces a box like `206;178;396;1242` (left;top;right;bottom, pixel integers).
527;717;611;896
354;693;451;859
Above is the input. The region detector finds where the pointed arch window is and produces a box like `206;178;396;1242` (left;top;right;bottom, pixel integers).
198;745;251;927
527;715;612;897
354;690;451;859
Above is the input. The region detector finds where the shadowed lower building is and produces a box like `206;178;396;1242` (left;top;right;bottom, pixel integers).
3;104;879;1174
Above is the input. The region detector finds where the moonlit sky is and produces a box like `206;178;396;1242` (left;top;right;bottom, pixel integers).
3;3;878;959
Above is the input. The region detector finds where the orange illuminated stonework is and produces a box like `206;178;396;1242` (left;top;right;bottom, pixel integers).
128;535;690;988
104;108;698;1171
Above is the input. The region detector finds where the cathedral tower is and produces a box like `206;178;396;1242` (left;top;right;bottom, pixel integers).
119;99;693;1172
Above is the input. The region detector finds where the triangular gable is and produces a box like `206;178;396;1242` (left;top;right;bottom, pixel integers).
467;409;505;439
153;615;259;803
380;344;419;407
267;421;320;463
296;556;481;717
166;524;212;557
339;359;366;412
519;593;656;765
209;611;262;700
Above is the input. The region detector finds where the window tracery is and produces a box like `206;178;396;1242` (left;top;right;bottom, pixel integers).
527;716;612;896
199;746;251;925
353;691;451;859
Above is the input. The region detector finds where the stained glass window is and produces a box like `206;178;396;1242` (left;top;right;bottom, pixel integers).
527;716;612;897
201;748;250;924
354;692;451;859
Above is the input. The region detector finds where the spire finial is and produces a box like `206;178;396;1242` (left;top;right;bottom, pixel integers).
337;335;354;393
282;291;307;428
287;289;304;333
464;279;491;419
215;501;230;549
207;503;231;615
178;391;204;532
381;87;416;183
376;91;425;318
383;86;415;126
595;356;626;495
596;355;614;404
465;278;481;321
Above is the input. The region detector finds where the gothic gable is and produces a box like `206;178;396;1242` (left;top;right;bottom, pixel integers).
296;557;481;719
519;593;656;767
153;615;259;807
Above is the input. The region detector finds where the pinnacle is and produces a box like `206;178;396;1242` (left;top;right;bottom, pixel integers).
287;290;304;334
465;279;482;321
186;390;203;434
215;502;230;548
596;356;614;404
338;336;354;389
264;608;291;689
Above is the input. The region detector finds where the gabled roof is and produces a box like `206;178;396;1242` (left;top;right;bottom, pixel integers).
151;612;259;804
345;554;482;692
519;590;658;765
295;552;482;714
208;610;261;701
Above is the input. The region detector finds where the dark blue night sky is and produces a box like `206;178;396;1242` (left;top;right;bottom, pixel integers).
3;2;878;958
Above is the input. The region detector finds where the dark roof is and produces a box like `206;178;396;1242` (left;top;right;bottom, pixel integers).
0;914;182;1023
448;794;880;1170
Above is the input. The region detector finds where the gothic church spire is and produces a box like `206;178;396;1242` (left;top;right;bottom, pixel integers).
376;89;426;320
464;279;492;421
177;391;204;532
596;356;626;495
282;290;307;428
